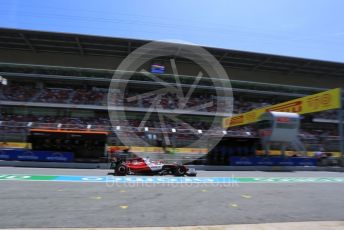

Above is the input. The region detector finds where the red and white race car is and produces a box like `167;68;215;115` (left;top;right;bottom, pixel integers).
112;157;196;177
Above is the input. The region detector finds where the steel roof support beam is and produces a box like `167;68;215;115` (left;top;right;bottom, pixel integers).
251;57;271;71
288;61;311;75
128;41;132;54
19;33;36;52
75;37;84;55
218;52;228;62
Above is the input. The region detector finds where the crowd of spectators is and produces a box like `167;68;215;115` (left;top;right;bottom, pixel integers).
1;82;341;119
36;88;72;103
72;88;107;105
1;81;341;139
101;90;230;112
0;113;214;132
1;112;336;139
0;83;39;102
0;83;108;105
0;82;317;117
311;110;338;120
233;98;272;114
1;83;229;112
0;111;339;151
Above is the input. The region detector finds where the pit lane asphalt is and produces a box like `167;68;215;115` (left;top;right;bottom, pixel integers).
0;167;343;228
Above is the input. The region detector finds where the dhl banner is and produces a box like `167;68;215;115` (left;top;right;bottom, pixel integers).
223;88;342;128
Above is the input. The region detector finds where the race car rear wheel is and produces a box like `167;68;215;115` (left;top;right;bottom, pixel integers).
174;165;187;177
115;164;128;176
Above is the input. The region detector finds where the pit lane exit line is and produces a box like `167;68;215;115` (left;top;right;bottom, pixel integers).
1;174;344;183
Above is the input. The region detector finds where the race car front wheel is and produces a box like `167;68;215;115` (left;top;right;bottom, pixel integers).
174;166;187;177
115;164;128;176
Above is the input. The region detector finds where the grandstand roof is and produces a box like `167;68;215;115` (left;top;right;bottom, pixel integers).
0;27;343;77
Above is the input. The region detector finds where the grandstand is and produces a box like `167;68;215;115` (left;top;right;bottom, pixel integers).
0;27;343;164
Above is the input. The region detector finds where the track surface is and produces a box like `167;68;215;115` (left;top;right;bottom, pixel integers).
0;167;344;228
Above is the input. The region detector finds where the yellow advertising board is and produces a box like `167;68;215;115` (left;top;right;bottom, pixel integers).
0;142;31;148
223;88;342;128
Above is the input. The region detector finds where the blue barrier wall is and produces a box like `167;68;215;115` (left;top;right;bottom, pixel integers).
0;149;74;162
231;156;317;166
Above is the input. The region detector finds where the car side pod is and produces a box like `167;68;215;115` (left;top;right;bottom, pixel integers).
186;168;197;177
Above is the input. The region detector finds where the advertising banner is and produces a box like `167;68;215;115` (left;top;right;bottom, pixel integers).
0;149;74;162
0;142;31;148
108;146;208;154
230;156;317;166
223;88;342;128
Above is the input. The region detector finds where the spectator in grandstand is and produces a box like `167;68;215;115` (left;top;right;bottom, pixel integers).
72;88;106;105
36;88;72;103
1;82;38;101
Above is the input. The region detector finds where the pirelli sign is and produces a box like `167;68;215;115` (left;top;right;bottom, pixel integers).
223;88;342;128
